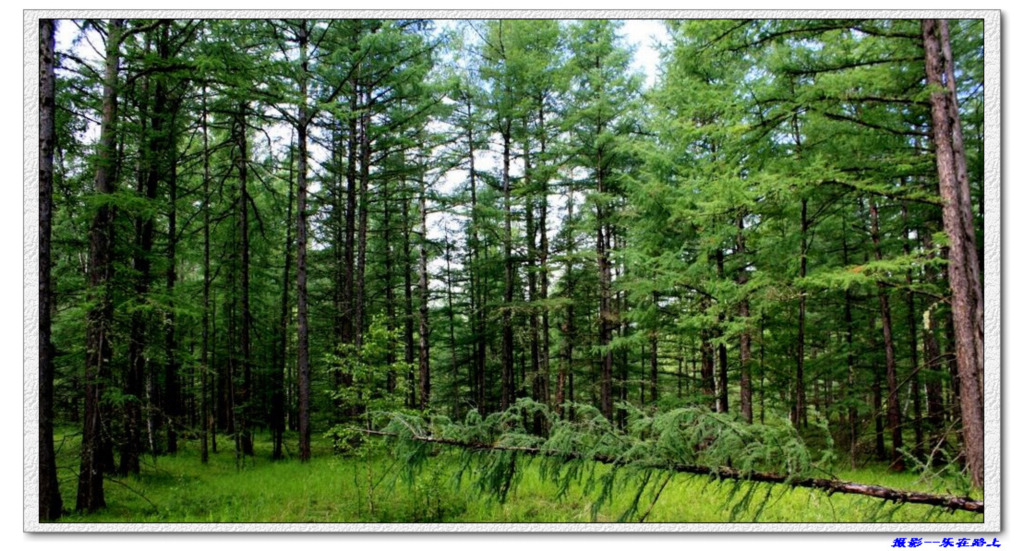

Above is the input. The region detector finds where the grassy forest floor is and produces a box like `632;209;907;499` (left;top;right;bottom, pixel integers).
51;428;982;524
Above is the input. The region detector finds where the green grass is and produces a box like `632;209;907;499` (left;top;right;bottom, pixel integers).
51;429;982;524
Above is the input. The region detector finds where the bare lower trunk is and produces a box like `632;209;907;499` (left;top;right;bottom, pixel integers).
200;87;211;464
165;89;180;455
272;141;294;460
121;32;155;475
295;22;311;462
701;330;715;409
444;235;458;418
538;104;551;410
596;174;612;418
736;214;752;423
403;191;417;409
870;199;904;472
418;173;431;409
902;204;924;456
794;198;808;428
78;18;124;513
501;130;514;411
38;17;62;520
922;18;984;489
235;103;252;456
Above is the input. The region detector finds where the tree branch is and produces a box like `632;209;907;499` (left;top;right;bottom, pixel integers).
360;429;984;514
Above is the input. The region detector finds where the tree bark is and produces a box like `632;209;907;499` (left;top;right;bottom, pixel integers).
902;203;924;457
842;219;858;467
537;101;551;411
121;30;157;476
556;181;575;418
465;96;487;415
418;171;431;409
920;232;945;458
444;233;459;418
403;183;417;409
524;141;542;418
736;213;752;423
649;329;659;404
164;65;180;455
78;18;123;513
272;140;295;460
501;129;514;411
355;85;371;350
715;249;729;414
38;17;62;521
343;86;358;351
870;199;904;472
701;329;716;409
295;21;311;462
383;167;397;394
794;197;808;428
922;18;984;489
235;102;252;456
200;85;211;464
596;151;613;420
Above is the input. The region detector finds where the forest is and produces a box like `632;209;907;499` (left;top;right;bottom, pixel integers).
34;17;986;524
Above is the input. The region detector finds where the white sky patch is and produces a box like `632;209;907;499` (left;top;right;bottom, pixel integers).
621;19;669;89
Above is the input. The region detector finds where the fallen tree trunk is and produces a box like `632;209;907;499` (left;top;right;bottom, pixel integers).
361;429;983;514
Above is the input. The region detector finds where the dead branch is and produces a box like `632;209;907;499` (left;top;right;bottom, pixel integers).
360;429;983;514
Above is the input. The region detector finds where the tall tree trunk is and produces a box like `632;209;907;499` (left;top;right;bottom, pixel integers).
795;197;808;428
842;219;858;468
235;103;252;456
538;121;551;413
524;142;541;418
121;31;158;475
403;187;417;409
870;199;904;472
715;249;728;414
200;86;211;464
355;91;370;351
759;320;766;424
873;352;885;460
920;232;945;459
330;123;346;416
343;88;358;350
649;327;659;404
295;22;311;462
444;233;459;418
383;171;397;394
418;172;431;409
467;104;486;415
736;213;752;423
78;18;123;513
922;18;984;489
556;182;575;418
676;351;685;399
38;17;62;520
211;288;219;453
272;139;295;460
902;203;924;457
164;81;180;456
701;329;716;409
331;123;344;349
501;129;514;411
611;230;627;427
596;151;613;419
